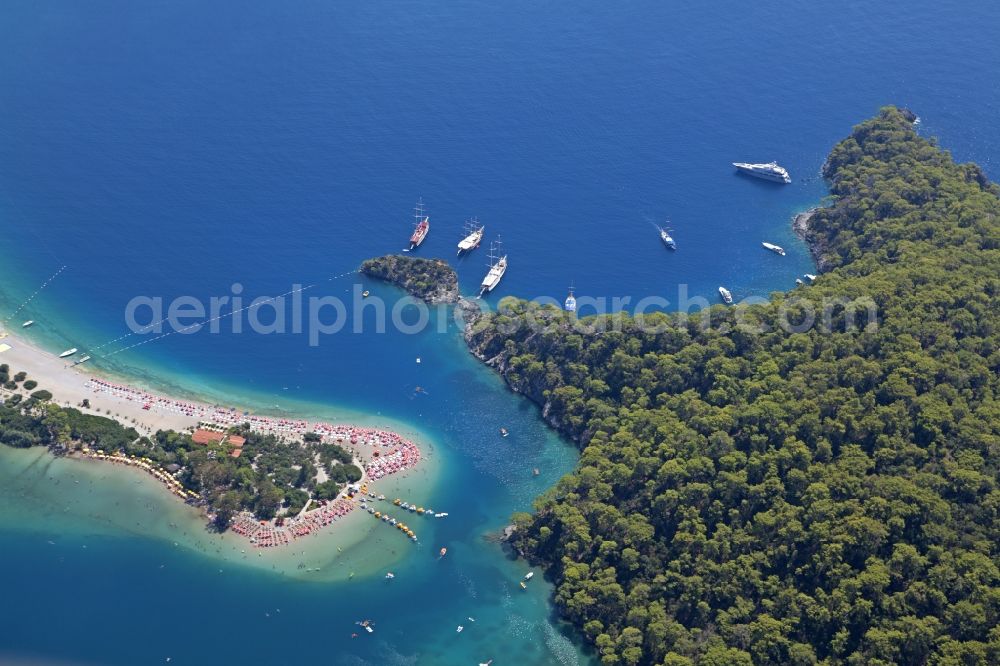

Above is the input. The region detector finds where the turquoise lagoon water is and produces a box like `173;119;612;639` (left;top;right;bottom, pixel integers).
2;1;1000;664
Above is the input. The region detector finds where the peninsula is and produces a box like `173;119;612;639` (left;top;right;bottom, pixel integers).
0;329;424;547
360;255;460;304
466;108;1000;665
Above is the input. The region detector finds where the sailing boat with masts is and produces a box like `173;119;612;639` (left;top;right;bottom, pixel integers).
408;199;430;251
457;217;485;255
564;283;577;312
478;236;507;298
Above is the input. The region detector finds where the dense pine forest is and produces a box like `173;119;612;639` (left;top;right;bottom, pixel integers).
467;108;1000;665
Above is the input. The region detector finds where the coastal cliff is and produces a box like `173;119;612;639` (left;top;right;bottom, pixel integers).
359;255;460;304
464;301;571;436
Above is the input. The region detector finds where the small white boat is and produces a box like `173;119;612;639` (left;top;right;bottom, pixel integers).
21;320;34;328
762;242;786;256
795;278;804;285
523;571;534;581
456;626;464;633
804;274;817;282
365;625;374;634
434;512;449;518
59;348;78;358
72;355;92;366
718;287;733;305
659;226;677;250
564;286;576;313
385;572;395;580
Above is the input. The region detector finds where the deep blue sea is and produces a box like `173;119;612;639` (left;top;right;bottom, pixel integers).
2;1;1000;664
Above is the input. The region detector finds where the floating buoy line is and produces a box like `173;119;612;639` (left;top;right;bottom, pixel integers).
1;265;67;325
85;268;361;359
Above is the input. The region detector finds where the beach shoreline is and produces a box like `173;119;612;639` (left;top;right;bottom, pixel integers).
0;326;436;557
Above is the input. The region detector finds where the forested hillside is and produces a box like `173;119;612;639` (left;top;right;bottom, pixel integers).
466;108;1000;665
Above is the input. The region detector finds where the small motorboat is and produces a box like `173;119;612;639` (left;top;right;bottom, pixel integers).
519;581;527;590
523;571;534;581
804;274;817;281
439;547;448;558
365;625;374;634
762;242;786;256
385;572;395;580
532;468;540;476
21;320;34;328
362;290;370;298
456;626;464;633
718;287;733;305
59;348;78;358
659;226;677;250
500;428;509;437
796;278;804;285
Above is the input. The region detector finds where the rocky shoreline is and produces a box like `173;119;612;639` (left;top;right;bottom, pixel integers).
359;254;489;334
359;255;461;304
792;206;833;272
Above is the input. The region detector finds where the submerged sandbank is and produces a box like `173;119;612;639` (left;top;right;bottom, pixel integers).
0;439;442;582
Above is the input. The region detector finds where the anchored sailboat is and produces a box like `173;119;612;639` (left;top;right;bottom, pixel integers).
457;218;485;255
407;199;429;251
478;236;507;298
564;283;577;312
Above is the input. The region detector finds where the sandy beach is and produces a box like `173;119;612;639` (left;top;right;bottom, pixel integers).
0;326;435;556
1;328;199;433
